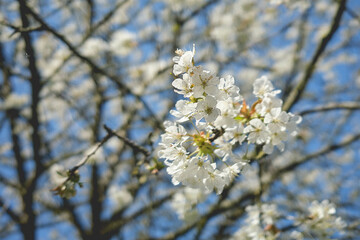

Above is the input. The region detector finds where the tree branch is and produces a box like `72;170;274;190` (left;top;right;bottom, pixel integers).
24;4;164;131
274;132;360;177
298;101;360;115
0;198;21;224
283;0;347;111
0;20;44;37
102;193;174;239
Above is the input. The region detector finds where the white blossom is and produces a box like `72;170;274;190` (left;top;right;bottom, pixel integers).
305;200;347;236
170;100;197;122
232;203;280;240
214;99;240;128
109;30;136;56
172;73;194;97
0;94;28;110
218;75;240;100
173;47;195;76
253;76;280;98
195;96;220;123
82;38;108;57
107;185;133;210
192;68;220;98
160;121;189;147
225;124;247;145
244;119;269;144
170;187;206;222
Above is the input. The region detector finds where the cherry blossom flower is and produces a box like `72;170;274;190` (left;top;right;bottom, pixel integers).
195;96;220;123
192;68;220;98
244;119;269;144
172;73;194;97
253;75;280;98
173;46;195;76
170;100;197;122
218;75;240;100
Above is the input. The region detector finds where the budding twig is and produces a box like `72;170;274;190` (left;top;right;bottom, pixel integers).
51;124;152;198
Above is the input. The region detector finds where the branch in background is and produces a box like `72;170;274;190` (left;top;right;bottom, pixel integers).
282;7;311;100
101;193;174;239
24;4;164;131
104;124;151;157
0;20;44;37
274;132;360;177
298;101;360;116
346;6;360;23
0;198;21;224
283;0;347;111
62;199;89;240
51;124;152;198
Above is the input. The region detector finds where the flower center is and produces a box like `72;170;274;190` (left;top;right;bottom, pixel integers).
192;132;217;156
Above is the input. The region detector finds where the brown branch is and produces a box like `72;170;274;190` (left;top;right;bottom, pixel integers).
50;129;114;198
8;110;27;185
0;175;23;191
179;0;219;25
16;0;45;238
274;132;360;178
298;101;360;116
101;193;174;239
90;76;105;239
283;0;347;111
51;122;151;199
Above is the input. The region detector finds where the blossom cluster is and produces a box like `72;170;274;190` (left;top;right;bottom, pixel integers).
304;200;347;237
232;200;346;240
170;187;206;223
232;203;280;240
158;45;301;194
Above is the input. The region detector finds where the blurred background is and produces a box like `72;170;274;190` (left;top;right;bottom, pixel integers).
0;0;360;239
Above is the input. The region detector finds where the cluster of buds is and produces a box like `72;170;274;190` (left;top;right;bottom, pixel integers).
51;169;83;199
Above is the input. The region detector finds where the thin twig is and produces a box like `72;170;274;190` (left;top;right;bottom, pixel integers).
103;124;151;157
346;6;360;23
70;130;114;172
0;20;44;37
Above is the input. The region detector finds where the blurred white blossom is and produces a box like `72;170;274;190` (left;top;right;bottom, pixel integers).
109;30;137;56
107;185;133;210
